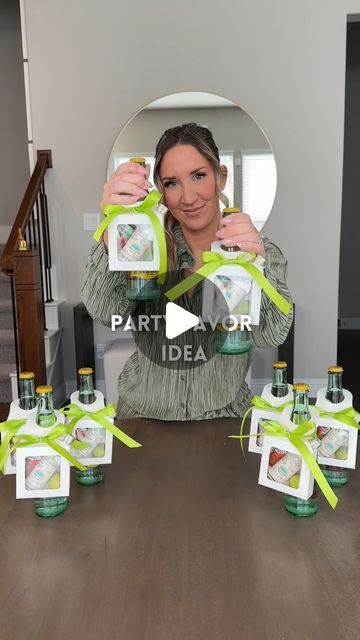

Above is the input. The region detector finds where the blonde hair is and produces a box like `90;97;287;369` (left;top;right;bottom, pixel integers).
153;123;229;270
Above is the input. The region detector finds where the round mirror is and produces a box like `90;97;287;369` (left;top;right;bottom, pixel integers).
108;92;276;230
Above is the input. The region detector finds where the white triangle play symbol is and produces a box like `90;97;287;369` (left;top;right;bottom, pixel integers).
165;302;199;339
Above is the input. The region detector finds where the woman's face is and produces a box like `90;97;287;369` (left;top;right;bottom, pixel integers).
159;144;226;232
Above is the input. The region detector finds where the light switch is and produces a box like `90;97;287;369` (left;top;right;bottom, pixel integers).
235;158;241;167
83;213;100;231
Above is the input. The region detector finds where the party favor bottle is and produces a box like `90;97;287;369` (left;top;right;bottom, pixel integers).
257;362;289;446
215;207;251;352
75;367;105;486
284;383;319;517
32;385;68;518
123;158;161;302
318;366;350;487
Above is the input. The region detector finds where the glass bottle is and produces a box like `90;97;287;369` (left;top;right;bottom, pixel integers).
124;158;161;302
215;207;250;353
19;372;37;410
214;321;251;354
318;366;349;487
32;385;68;518
220;207;242;253
284;383;319;517
271;361;288;398
75;368;105;486
257;362;289;446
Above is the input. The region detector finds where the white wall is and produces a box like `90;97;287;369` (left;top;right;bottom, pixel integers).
23;0;360;384
0;0;29;230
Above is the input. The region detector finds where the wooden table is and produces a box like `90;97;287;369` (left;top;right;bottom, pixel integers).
1;418;359;640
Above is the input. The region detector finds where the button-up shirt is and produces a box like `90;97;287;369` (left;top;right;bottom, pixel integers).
81;222;293;421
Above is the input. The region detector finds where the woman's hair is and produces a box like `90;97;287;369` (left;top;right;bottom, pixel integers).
153;123;229;269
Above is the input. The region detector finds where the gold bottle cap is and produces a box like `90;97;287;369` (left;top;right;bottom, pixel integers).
130;271;159;279
19;372;34;379
222;207;241;216
78;367;93;375
293;383;309;392
129;157;146;167
328;366;343;373
36;385;53;394
273;361;287;369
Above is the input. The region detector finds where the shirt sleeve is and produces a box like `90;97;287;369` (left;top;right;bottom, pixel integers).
81;241;137;328
250;237;293;348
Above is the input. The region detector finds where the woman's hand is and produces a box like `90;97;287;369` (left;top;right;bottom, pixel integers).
215;212;265;257
100;162;152;210
100;162;152;249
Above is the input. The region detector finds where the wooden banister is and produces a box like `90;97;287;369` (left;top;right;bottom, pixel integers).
12;250;46;386
1;150;52;275
0;149;53;388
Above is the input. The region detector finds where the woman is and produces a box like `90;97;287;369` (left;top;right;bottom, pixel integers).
82;123;293;420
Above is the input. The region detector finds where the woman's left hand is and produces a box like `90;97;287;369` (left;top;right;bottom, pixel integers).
215;212;265;257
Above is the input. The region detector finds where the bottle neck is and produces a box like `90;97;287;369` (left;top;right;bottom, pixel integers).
78;374;96;405
325;372;344;404
19;378;37;410
291;391;311;424
271;367;288;398
36;393;56;428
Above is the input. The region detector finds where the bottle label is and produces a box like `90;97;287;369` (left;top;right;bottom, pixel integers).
117;225;154;262
25;455;61;490
318;429;349;458
72;427;106;458
214;275;251;314
267;450;302;484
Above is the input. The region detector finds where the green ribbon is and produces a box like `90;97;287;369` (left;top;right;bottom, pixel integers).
0;424;88;473
93;190;167;284
230;419;338;509
60;403;142;449
165;250;292;316
315;406;360;429
237;396;293;457
0;419;27;470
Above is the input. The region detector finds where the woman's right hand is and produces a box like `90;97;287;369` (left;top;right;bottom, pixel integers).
100;162;152;249
101;162;152;209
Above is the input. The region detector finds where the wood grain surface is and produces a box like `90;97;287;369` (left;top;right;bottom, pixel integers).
0;418;359;640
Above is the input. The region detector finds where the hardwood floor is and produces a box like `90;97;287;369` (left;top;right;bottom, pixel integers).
0;417;359;640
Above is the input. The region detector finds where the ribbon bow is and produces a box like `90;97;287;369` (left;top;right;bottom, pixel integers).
237;396;293;455
165;250;292;315
93;190;167;284
60;403;142;449
0;419;27;470
229;419;338;509
315;406;360;429
1;424;88;473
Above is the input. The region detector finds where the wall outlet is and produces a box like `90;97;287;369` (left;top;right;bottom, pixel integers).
96;344;106;359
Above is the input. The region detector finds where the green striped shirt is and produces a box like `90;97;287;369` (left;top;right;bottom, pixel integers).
81;223;293;421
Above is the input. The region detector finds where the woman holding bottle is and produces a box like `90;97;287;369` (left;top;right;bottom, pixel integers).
82;123;293;421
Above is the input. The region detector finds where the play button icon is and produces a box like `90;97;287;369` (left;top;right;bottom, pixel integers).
165;302;199;339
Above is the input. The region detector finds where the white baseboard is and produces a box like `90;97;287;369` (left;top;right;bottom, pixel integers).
251;378;327;397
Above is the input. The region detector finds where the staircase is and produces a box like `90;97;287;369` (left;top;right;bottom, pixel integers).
0;245;16;404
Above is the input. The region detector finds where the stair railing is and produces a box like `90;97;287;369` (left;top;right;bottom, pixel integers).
0;150;53;390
